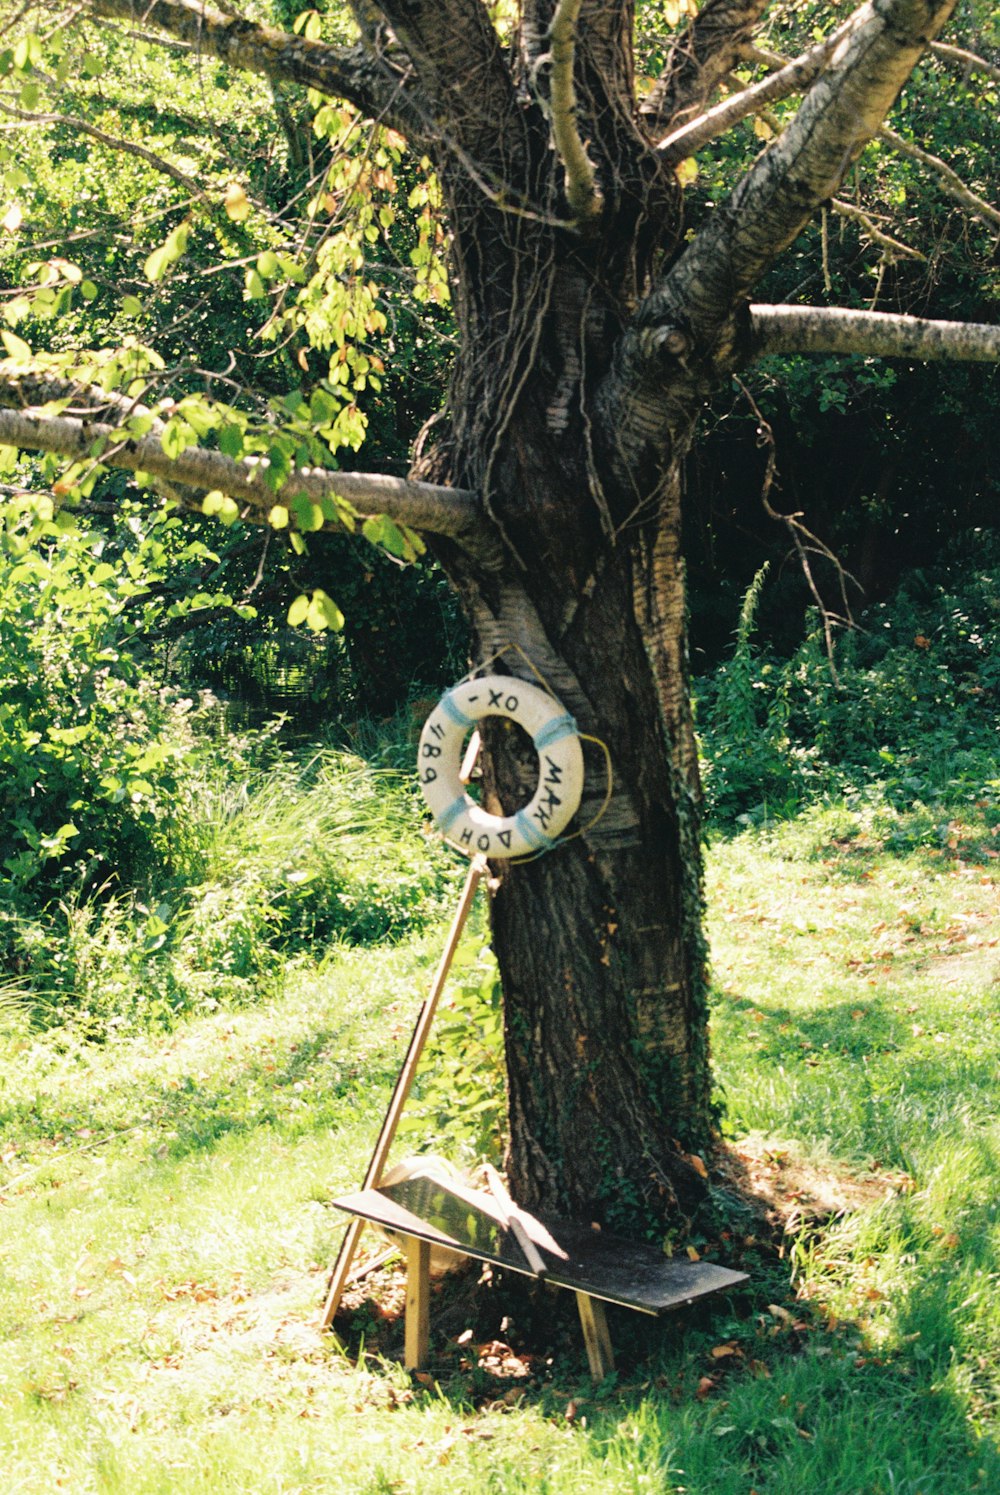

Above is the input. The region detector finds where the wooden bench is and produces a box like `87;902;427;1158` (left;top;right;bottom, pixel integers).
332;1174;747;1381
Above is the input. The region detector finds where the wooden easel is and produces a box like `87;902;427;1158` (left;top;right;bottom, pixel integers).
320;853;487;1329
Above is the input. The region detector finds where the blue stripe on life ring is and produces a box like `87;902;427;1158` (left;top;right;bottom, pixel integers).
440;691;476;729
514;809;556;852
437;796;467;834
533;712;577;751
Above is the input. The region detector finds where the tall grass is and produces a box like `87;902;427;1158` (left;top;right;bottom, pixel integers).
2;727;459;1035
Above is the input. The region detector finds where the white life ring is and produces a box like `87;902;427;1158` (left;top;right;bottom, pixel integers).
418;676;584;859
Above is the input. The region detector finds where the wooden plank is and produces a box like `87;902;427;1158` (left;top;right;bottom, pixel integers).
320;855;486;1329
404;1236;431;1370
484;1163;548;1278
332;1182;749;1315
576;1292;615;1382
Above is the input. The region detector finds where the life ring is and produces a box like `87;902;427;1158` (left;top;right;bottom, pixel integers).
418;676;584;858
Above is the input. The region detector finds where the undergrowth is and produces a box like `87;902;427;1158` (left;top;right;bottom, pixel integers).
1;729;459;1034
697;534;1000;827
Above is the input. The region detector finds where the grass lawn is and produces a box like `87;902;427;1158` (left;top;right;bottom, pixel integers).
2;802;998;1493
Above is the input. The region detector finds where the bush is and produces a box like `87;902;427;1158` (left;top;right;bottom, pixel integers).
697;535;1000;826
0;491;231;892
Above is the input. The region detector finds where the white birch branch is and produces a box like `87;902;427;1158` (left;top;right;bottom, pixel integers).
828;196;924;259
930;40;1000;85
0;400;487;548
750;304;1000;361
746;37;1000;233
548;0;603;222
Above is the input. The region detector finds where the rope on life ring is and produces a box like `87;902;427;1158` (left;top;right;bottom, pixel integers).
417;675;584;859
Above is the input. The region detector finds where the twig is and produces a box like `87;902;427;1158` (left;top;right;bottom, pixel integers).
1;1126;143;1196
734;378;861;686
878;125;1000;232
657;23;849;164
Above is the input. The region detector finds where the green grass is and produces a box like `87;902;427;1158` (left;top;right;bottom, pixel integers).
2;799;999;1492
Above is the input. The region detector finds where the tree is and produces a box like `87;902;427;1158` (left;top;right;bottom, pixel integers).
2;0;999;1232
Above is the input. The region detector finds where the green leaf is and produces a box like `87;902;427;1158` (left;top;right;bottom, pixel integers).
121;294;143;316
1;329;32;360
290;493;324;532
217;424;244;459
287;593;310;627
306;587;344;632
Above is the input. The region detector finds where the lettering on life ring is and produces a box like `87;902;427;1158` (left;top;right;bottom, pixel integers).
418;676;584;859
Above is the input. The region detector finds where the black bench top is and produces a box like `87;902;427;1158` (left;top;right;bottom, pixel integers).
333;1175;747;1315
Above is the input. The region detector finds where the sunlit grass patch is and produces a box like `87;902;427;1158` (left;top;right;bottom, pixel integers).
1;798;998;1492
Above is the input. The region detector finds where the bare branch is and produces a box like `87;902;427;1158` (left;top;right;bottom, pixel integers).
930;39;1000;85
645;0;960;359
878;124;1000;231
829;197;925;260
600;0;963;484
0;103;204;197
656;24;849;164
750;304;1000;361
0;377;490;552
548;0;603;222
735;33;1000;233
85;0;423;137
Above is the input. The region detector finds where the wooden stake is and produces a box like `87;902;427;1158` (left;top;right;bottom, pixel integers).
404;1236;431;1370
320;855;487;1329
576;1292;615;1382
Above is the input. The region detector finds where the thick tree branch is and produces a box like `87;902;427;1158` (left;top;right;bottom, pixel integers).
86;0;422;136
548;0;604;221
643;0;958;360
746;39;1000;233
0;383;489;552
750;304;1000;361
600;0;960;487
641;0;770;134
368;0;518;158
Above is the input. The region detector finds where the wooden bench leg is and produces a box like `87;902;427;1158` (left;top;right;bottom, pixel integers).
576;1291;615;1382
404;1236;431;1371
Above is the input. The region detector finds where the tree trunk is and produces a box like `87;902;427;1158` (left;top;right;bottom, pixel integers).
419;180;713;1232
483;518;714;1232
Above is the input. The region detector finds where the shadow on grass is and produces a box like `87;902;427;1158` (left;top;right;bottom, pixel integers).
332;1139;999;1491
335;1245;999;1494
